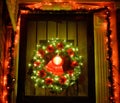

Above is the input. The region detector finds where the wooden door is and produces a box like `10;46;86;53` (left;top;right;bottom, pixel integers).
17;11;95;103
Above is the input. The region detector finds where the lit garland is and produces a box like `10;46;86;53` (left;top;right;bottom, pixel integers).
28;38;83;92
6;29;16;103
105;7;115;103
4;18;20;103
19;2;109;11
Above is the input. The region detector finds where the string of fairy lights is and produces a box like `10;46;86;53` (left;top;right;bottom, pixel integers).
3;3;117;103
105;7;115;103
6;29;16;103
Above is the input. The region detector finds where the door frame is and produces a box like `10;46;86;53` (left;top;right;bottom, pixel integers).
17;11;95;103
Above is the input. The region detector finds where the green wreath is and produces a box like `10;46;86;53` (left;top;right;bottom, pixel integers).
28;38;83;92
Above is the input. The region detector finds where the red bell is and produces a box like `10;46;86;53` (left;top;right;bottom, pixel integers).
45;55;64;76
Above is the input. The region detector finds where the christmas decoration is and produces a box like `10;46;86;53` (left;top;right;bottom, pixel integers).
28;38;83;92
105;7;115;103
3;3;118;103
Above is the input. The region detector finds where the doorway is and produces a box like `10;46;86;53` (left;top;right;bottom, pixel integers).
17;11;95;103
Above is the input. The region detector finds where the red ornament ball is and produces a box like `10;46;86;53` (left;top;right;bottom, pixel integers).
59;76;67;84
47;45;54;52
45;78;53;85
38;70;46;78
67;70;74;76
67;48;74;56
38;49;45;57
34;61;40;67
57;42;64;49
71;61;78;67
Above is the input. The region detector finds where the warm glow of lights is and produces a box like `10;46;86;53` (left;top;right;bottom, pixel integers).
23;2;110;11
20;10;29;14
105;38;108;43
107;81;111;87
108;5;119;103
15;34;18;45
102;22;107;30
54;0;63;2
52;55;63;66
15;16;21;46
2;91;8;103
4;60;9;69
34;3;42;8
44;2;52;5
3;76;7;86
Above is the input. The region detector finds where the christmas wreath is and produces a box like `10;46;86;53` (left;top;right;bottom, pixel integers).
28;38;83;92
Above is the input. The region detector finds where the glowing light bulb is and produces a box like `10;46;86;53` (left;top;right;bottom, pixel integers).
52;55;63;66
